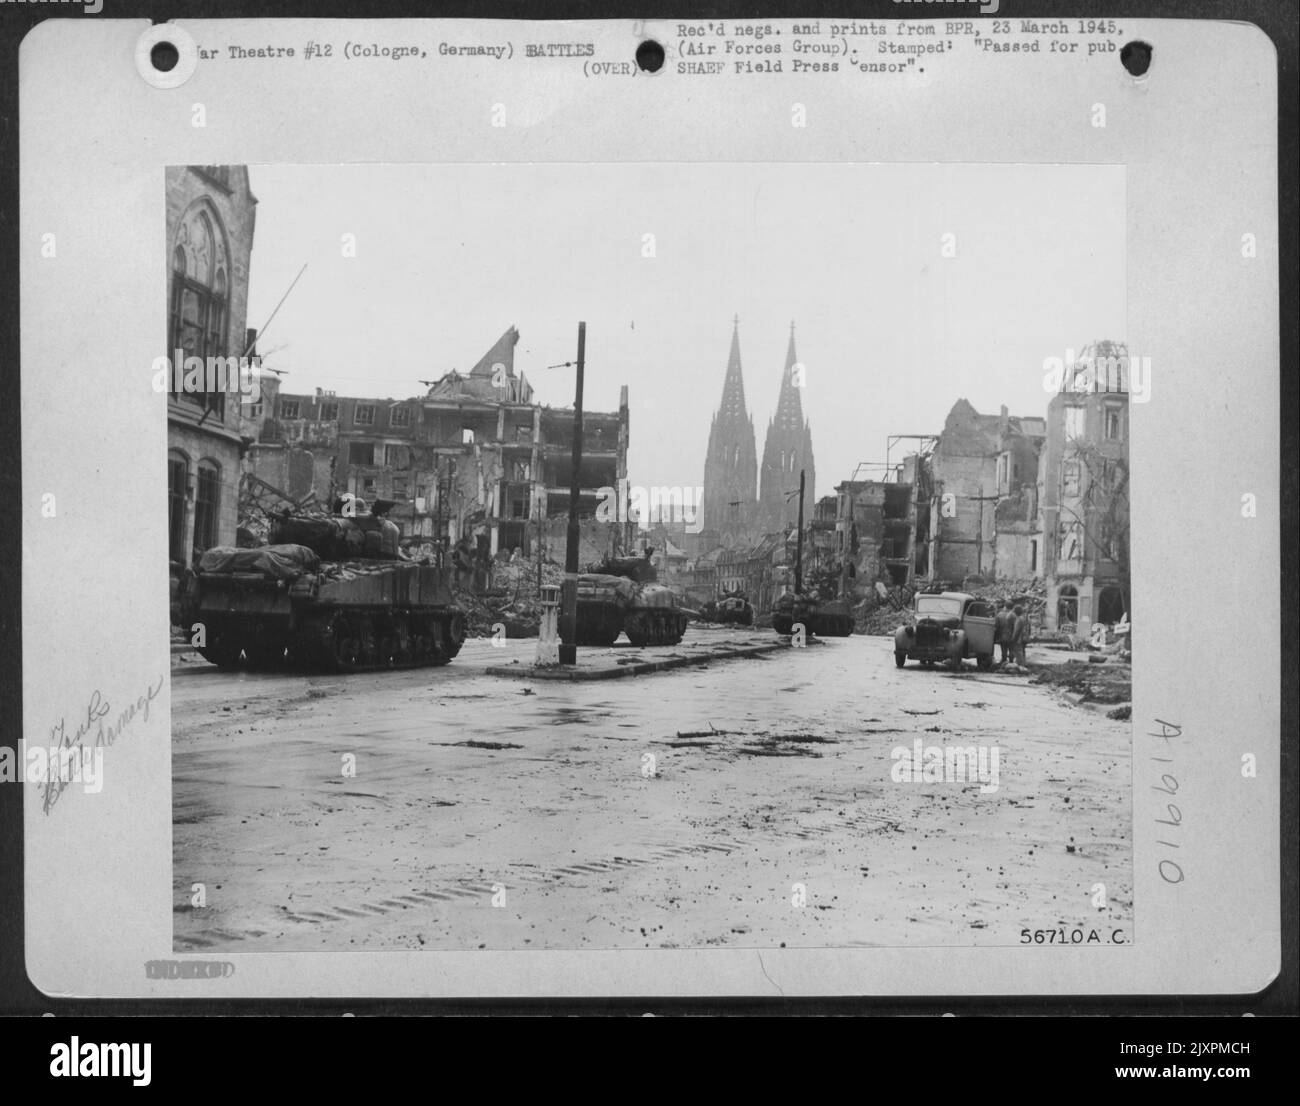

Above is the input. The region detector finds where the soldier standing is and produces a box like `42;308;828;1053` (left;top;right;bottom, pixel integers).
1010;603;1029;668
994;601;1014;667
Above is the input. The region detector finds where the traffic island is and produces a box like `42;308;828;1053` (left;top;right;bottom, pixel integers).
485;636;784;681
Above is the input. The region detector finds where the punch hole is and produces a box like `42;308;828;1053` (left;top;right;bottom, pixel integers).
135;24;199;89
151;41;179;73
635;40;665;73
1120;40;1152;78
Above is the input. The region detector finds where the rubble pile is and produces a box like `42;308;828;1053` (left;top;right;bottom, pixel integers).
964;577;1048;625
855;601;915;637
853;583;918;636
1031;659;1132;706
459;559;566;638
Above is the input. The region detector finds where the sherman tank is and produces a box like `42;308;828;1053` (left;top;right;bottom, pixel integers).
179;504;465;672
770;593;855;638
769;468;854;639
574;553;691;647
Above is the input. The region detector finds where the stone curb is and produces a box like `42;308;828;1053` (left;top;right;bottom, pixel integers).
485;642;783;681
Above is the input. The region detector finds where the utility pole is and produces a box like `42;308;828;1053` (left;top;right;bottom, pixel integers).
795;468;806;594
558;322;586;665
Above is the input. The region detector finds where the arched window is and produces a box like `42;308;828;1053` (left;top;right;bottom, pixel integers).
193;460;222;556
169;204;230;419
168;450;189;563
1097;586;1125;625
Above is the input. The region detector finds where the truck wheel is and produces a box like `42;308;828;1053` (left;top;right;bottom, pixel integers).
895;651;906;668
977;652;993;671
949;652;962;673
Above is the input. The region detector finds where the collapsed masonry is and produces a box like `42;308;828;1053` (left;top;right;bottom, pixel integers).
239;325;633;568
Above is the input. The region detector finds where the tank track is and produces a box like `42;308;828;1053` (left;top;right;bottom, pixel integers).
624;609;689;647
200;609;465;673
771;610;854;637
298;609;465;673
574;605;625;647
809;612;855;637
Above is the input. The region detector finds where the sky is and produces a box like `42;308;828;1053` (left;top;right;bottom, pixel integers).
244;162;1124;499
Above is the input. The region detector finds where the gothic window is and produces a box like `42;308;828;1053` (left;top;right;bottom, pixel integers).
1064;405;1085;441
1104;405;1122;440
193;461;221;556
168;451;189;563
1059;521;1083;563
1062;460;1081;497
169;205;230;421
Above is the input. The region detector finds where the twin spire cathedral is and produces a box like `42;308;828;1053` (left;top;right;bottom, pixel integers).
701;317;816;539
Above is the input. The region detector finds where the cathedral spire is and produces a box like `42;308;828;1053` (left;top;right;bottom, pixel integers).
773;322;804;427
759;321;816;531
702;317;758;535
718;315;748;420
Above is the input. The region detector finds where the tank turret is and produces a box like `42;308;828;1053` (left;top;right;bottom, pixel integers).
572;548;690;647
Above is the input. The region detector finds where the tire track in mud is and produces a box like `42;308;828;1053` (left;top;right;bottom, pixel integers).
175;807;907;950
172;835;783;950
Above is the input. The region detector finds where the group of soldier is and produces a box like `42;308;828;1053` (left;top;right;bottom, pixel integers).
995;600;1030;668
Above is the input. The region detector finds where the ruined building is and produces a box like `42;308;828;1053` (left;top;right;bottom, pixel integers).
243;326;631;566
166;165;257;594
1038;340;1131;633
758;324;816;532
700;318;758;539
833;474;924;592
927;399;1045;581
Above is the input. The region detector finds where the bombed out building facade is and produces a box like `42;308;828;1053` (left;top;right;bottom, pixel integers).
241;326;632;568
165;165;258;607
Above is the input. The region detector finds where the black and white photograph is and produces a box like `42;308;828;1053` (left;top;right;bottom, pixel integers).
9;11;1286;1018
166;161;1135;953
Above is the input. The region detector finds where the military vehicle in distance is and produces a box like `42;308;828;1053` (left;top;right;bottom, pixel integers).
709;592;755;627
179;503;465;672
574;552;691;647
769;469;854;639
770;593;854;638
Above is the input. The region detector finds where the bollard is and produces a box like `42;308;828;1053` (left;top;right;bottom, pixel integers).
535;583;561;668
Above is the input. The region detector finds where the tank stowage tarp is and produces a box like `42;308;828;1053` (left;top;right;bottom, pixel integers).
270;513;400;561
197;544;320;581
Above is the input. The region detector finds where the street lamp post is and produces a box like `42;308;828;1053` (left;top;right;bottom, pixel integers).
558;322;586;665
